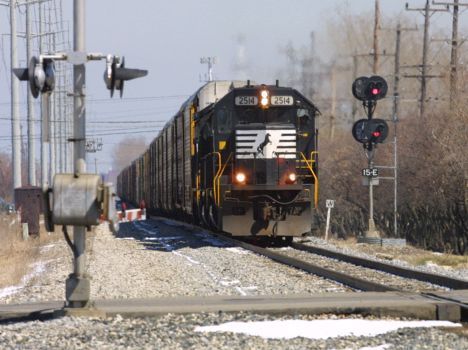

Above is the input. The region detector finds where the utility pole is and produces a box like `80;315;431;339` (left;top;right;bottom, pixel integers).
26;0;36;186
433;0;468;107
406;1;448;118
352;54;358;121
373;0;380;74
392;23;402;238
330;64;337;139
9;0;22;191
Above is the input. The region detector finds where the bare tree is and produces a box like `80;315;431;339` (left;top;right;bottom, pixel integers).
0;153;13;202
111;137;148;174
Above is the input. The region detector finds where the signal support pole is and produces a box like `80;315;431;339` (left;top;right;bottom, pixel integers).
67;0;89;309
367;150;379;238
364;104;379;239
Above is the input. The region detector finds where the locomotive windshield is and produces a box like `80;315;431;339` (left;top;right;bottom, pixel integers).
215;87;317;135
216;105;315;134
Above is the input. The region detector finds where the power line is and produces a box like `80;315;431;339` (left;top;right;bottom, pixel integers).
0;128;163;141
405;0;449;118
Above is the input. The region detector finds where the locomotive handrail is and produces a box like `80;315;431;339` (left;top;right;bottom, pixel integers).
300;152;319;208
215;153;233;206
202;151;230;206
310;151;319;209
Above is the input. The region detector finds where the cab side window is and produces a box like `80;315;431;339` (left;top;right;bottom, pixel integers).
217;107;232;134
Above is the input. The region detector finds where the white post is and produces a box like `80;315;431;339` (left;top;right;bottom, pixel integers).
325;199;334;240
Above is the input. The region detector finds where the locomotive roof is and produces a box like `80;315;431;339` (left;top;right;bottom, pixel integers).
131;80;320;169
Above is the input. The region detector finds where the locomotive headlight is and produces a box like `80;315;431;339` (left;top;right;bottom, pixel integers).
260;89;269;108
235;172;246;184
285;172;297;184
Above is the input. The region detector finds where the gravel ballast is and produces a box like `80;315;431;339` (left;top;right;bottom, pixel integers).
0;313;468;349
1;218;467;348
0;313;466;350
1;218;348;304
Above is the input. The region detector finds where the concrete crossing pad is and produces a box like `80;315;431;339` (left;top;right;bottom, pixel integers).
1;291;467;322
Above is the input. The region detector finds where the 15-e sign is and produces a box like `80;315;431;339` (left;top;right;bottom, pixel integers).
362;168;379;177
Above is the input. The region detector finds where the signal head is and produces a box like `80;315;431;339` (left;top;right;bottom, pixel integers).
352;75;388;101
366;76;388;100
352;76;370;101
352;118;389;144
29;56;43;98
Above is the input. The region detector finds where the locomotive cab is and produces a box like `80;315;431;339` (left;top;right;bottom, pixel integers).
194;83;319;237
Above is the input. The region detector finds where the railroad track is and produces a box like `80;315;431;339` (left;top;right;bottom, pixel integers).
1;218;467;323
144;217;468;294
210;233;468;320
214;234;457;293
290;242;468;290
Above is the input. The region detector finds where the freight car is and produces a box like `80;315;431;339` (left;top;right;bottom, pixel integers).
117;80;319;242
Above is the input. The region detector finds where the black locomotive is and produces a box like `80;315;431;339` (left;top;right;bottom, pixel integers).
117;81;319;241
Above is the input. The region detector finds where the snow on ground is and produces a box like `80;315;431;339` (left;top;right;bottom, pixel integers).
195;319;461;340
0;261;47;299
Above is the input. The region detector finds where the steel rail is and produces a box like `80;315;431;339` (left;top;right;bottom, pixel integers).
211;233;397;292
291;242;468;290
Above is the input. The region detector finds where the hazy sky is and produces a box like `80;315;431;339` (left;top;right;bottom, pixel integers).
0;0;462;174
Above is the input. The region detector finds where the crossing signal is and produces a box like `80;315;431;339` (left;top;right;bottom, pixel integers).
352;76;388;101
13;56;56;98
104;55;148;98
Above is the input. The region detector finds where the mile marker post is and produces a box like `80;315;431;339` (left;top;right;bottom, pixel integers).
325;199;334;240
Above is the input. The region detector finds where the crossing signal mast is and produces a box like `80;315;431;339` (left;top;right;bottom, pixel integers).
13;0;148;312
351;75;389;242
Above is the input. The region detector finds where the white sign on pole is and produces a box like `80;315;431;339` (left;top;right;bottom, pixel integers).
325;199;334;240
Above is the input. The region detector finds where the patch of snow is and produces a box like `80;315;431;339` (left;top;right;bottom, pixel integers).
220;280;240;286
359;345;392;350
0;261;47;300
144;236;183;241
226;247;249;255
195;319;461;340
0;286;23;299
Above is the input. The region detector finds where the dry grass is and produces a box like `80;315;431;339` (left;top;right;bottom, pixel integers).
0;214;63;289
328;237;468;271
409;254;468;269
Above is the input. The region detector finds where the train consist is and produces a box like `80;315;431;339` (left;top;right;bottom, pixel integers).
117;81;319;241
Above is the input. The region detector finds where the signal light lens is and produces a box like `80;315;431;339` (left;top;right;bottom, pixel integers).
235;172;246;183
372;131;381;137
371;88;379;95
